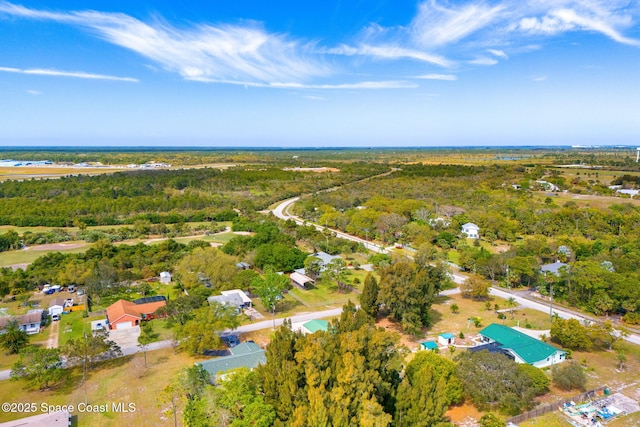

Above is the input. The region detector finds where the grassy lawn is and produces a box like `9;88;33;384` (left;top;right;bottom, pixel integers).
288;280;358;308
518;411;571;427
0;350;21;371
59;311;106;347
0;348;207;426
0;243;90;267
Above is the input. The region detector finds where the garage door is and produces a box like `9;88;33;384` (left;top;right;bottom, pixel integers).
116;321;133;330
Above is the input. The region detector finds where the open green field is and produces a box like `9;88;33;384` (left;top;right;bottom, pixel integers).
0;348;208;426
0;243;90;267
288;280;358;308
531;191;640;210
58;311;106;348
0;166;129;182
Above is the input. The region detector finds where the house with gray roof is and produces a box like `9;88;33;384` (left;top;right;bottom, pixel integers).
196;341;266;382
207;289;252;312
540;261;568;276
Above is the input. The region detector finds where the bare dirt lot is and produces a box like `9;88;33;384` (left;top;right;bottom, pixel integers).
25;242;86;251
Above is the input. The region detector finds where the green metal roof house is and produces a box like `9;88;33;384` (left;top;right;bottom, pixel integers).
420;341;438;351
478;323;566;368
303;319;329;334
197;342;266;382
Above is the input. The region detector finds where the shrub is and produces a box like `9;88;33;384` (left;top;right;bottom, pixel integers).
552;362;586;391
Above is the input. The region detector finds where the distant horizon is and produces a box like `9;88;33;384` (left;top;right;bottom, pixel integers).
0;144;638;152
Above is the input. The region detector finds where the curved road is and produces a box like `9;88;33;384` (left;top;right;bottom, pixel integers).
271;193;640;347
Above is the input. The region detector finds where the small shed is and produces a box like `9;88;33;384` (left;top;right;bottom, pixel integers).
438;333;455;346
48;298;65;317
159;271;172;284
290;272;315;289
420;341;438;351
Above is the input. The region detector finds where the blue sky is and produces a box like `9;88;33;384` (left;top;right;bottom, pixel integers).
1;1;639;147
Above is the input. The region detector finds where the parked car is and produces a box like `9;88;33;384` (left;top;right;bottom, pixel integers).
51;314;60;321
221;334;240;347
68;285;76;293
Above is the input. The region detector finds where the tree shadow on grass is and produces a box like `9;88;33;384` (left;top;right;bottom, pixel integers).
429;308;443;327
278;299;302;313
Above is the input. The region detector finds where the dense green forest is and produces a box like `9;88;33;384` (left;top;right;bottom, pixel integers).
0;163;388;226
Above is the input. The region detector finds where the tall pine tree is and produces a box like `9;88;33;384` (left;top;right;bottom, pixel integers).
360;273;379;318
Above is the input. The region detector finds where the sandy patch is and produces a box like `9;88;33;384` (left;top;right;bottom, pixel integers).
25;242;86;251
233;231;254;236
282;167;340;173
446;404;484;426
375;318;420;351
8;263;28;271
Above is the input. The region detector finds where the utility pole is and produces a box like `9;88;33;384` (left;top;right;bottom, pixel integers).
549;281;554;321
364;228;369;250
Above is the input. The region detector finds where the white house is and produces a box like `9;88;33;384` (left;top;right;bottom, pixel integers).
208;289;252;312
159;271;172;284
461;223;480;239
477;324;566;368
0;310;43;335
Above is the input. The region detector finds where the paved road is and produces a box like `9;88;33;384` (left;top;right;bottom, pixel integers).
225;307;345;335
272;197;385;253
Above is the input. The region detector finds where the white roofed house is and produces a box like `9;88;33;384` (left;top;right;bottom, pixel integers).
461;223;480;239
208;289;252;313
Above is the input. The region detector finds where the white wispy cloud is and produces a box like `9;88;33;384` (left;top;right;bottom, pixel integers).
410;0;506;48
0;66;138;82
487;49;508;59
532;75;548;82
0;2;329;83
513;1;640;47
194;78;418;90
26;89;41;95
468;57;499;66
327;43;452;67
413;73;457;81
333;0;640;70
2;0;639;88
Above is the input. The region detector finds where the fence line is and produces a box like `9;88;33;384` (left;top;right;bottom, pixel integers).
507;386;607;425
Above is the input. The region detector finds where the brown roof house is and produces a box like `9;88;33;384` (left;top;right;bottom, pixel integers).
106;297;166;330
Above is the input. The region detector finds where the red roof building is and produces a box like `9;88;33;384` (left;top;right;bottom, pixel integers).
106;299;166;330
